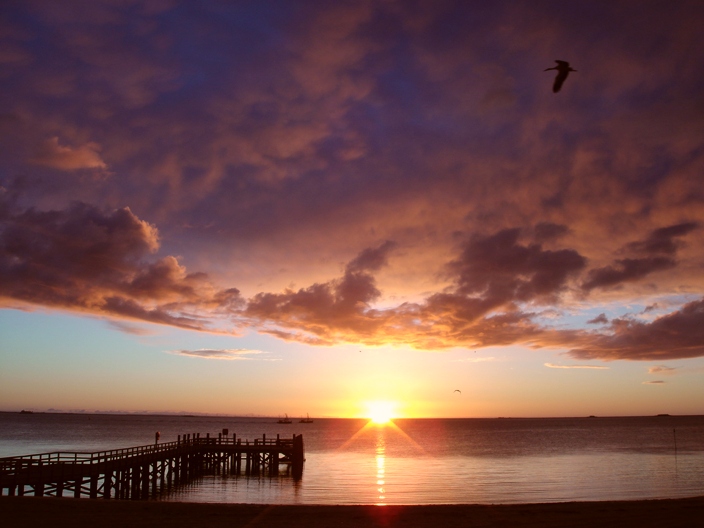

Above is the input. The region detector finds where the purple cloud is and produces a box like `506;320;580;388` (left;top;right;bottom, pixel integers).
0;199;240;331
2;1;704;365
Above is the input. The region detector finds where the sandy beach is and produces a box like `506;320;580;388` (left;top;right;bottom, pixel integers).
2;496;703;528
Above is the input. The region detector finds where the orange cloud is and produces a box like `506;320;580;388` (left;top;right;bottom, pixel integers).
544;363;609;370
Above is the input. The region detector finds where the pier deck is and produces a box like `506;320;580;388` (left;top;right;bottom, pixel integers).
0;433;304;499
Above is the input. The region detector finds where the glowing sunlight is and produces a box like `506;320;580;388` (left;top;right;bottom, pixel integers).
366;400;397;424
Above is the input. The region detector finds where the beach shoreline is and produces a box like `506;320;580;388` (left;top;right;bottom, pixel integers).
2;495;703;527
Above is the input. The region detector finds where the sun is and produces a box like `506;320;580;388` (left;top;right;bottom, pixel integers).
366;400;396;424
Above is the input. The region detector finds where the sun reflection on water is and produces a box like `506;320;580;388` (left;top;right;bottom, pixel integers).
375;426;386;506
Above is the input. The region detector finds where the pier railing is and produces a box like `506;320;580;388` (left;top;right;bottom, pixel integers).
0;433;304;499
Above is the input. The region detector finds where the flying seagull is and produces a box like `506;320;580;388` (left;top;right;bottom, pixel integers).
454;389;461;394
544;60;576;93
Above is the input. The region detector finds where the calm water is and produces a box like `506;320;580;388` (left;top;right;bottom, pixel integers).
1;413;703;504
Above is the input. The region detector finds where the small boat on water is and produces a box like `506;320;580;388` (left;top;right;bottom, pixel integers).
277;414;292;424
299;413;314;423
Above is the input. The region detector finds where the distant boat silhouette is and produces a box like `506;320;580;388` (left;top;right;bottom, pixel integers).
277;414;292;424
299;413;314;423
544;60;576;93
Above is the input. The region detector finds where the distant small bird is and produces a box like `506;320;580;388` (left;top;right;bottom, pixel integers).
544;60;576;93
454;389;461;394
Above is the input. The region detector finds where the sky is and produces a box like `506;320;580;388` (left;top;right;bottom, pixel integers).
1;0;704;418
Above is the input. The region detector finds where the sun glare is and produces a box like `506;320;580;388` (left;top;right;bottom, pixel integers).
366;401;396;424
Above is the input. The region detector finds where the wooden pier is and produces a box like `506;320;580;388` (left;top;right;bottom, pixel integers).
0;433;304;500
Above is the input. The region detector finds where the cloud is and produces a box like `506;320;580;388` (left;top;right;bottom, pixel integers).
106;320;159;336
587;313;609;325
582;224;698;291
648;365;677;375
565;298;704;361
447;229;587;305
244;228;587;349
626;223;699;255
2;2;704;365
582;257;676;291
245;240;397;342
544;363;609;370
3;197;704;363
454;356;499;363
642;380;665;385
0;199;241;331
167;349;273;361
30;137;107;171
533;223;570;243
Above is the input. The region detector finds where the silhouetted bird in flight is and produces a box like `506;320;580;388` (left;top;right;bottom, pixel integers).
454;390;461;394
544;60;576;93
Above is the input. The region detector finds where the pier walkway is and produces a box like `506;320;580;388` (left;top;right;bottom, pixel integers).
0;433;304;499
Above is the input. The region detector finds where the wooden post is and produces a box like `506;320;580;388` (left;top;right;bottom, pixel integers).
90;474;98;499
131;466;140;500
104;470;112;499
292;434;304;481
151;461;158;497
141;463;149;500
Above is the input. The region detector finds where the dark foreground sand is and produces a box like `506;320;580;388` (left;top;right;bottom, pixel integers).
2;496;703;528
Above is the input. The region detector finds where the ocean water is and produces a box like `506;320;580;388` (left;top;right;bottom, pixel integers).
1;413;703;504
